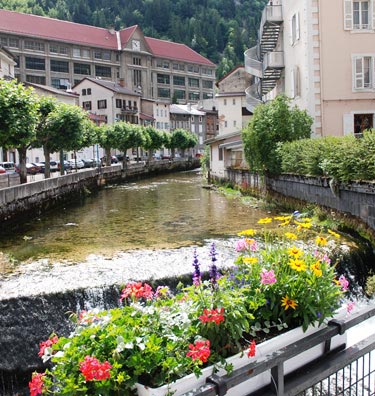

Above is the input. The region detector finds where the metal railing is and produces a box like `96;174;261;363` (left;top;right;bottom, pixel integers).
181;306;375;396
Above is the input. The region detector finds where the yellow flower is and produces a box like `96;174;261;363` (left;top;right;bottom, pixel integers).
243;257;259;265
274;216;290;221
257;217;273;224
328;229;340;239
238;229;256;237
281;295;298;310
289;258;307;272
315;236;328;246
294;221;312;229
288;246;303;258
310;261;323;277
299;217;312;223
284;232;297;240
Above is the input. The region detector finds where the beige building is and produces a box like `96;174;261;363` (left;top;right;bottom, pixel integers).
0;45;16;80
208;66;252;180
0;9;216;105
245;0;375;137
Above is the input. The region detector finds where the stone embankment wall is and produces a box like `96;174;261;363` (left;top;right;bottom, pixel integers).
0;159;200;226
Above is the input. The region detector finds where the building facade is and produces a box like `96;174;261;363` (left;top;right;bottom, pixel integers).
244;0;375;137
0;9;216;105
0;45;16;80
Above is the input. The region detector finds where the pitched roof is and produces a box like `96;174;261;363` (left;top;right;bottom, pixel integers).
145;37;215;66
0;9;215;66
73;77;141;96
0;9;118;49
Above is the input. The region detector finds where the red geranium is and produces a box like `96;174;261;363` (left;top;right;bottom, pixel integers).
120;282;154;302
29;372;45;396
186;340;211;363
38;335;59;357
79;355;112;381
247;340;256;358
199;307;225;325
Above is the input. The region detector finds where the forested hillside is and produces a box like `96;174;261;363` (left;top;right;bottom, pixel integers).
0;0;268;79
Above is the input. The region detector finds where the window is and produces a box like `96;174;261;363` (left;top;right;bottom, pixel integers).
82;101;92;110
82;89;87;96
24;40;45;52
73;48;90;58
98;100;107;109
344;0;371;29
203;80;213;89
188;78;199;88
25;57;45;70
51;78;70;89
94;50;111;60
187;64;200;73
224;121;228;127
189;92;200;101
0;37;7;46
174;89;186;99
133;57;141;66
156;59;170;69
219;147;223;161
224;99;227;105
134;69;142;86
353;56;374;89
233;99;236;105
87;88;91;95
354;113;373;133
291;66;301;97
116;99;122;108
202;67;213;76
9;38;19;48
158;87;170;98
157;74;170;84
291;13;300;45
50;44;68;55
95;65;111;78
173;63;185;71
26;75;46;84
50;59;69;73
233;120;237;127
173;76;185;86
74;63;91;75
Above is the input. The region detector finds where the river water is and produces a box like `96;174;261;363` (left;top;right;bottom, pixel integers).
0;170;272;298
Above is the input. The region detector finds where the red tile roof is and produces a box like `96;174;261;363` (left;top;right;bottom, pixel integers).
0;9;215;66
145;37;215;66
0;9;118;49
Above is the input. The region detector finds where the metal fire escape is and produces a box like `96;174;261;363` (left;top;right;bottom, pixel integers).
244;2;284;113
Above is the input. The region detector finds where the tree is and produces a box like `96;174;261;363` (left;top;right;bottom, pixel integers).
97;124;118;166
0;79;39;183
142;126;166;163
242;95;313;175
169;129;198;158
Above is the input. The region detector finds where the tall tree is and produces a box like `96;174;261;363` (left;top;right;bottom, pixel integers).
0;80;39;183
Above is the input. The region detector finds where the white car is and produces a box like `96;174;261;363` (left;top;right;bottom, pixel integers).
69;159;85;169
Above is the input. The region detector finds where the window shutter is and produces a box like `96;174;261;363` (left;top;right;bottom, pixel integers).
344;0;353;30
291;69;295;98
296;12;300;40
372;0;375;29
343;113;354;135
354;57;364;89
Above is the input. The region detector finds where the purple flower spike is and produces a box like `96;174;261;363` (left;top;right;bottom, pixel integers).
209;243;220;288
192;248;201;286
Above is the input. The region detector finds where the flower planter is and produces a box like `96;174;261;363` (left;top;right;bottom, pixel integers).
136;318;347;396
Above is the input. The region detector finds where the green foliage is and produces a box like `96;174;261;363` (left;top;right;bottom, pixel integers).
0;0;268;80
242;95;313;175
278;130;375;182
365;273;375;297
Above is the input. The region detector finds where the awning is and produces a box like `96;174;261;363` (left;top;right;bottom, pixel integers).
219;140;243;150
140;112;155;121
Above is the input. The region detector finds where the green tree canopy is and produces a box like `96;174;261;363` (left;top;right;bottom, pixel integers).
242;95;313;175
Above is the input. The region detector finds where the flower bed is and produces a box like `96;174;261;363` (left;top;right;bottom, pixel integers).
29;213;352;396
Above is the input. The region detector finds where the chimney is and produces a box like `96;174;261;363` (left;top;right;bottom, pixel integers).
119;78;125;87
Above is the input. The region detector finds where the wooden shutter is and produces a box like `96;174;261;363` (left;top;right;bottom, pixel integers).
372;0;375;29
354;56;364;89
344;0;353;30
343;113;354;135
296;12;300;41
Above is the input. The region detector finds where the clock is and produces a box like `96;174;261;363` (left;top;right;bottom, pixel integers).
132;40;140;51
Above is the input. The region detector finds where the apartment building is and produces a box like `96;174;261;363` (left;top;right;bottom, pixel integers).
244;0;375;137
0;9;216;105
0;45;16;80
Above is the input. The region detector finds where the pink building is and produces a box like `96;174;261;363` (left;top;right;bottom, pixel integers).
245;0;375;137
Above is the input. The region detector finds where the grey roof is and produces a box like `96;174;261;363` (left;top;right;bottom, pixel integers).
25;82;78;97
77;77;142;96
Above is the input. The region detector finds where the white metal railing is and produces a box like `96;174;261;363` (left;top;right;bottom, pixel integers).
259;4;283;43
244;46;262;78
245;83;263;113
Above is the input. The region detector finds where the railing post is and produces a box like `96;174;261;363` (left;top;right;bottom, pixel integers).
270;363;284;395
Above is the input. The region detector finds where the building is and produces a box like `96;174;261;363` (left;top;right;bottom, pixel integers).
0;9;216;105
244;0;375;137
0;45;16;80
208;66;252;180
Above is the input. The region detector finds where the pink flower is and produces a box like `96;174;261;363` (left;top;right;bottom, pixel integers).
338;275;349;291
38;335;58;357
79;356;112;381
120;282;154;302
260;269;277;285
247;340;256;358
186;340;211;363
235;238;258;252
347;301;355;314
235;239;248;252
29;372;45;396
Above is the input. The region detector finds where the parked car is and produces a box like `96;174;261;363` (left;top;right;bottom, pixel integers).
0;166;6;174
39;160;59;172
101;156;119;164
15;163;41;175
82;158;99;168
0;161;15;172
161;154;171;160
115;154;129;162
69;159;85;169
57;160;72;172
32;162;46;173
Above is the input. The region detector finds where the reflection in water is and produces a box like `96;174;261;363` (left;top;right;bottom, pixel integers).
0;171;269;265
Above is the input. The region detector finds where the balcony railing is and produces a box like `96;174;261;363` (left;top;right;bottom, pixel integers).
259;4;283;57
121;106;138;114
263;51;284;71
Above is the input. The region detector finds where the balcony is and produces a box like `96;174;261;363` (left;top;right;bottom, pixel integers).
121;106;138;114
262;51;284;94
259;4;283;57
